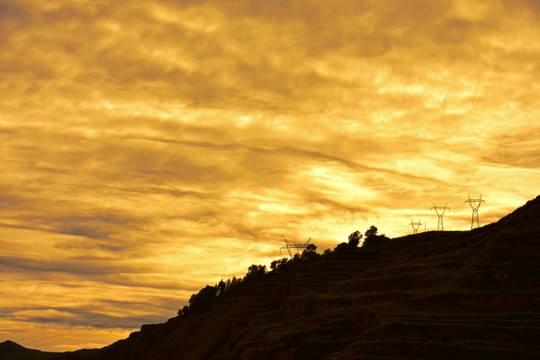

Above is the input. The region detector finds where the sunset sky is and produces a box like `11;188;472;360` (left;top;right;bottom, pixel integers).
1;0;539;352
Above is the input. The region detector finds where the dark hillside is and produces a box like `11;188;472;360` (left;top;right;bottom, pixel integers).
85;196;540;358
0;340;100;360
0;340;60;360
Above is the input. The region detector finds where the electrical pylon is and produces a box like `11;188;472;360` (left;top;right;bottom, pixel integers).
410;219;422;234
465;194;485;229
431;204;450;231
280;238;311;257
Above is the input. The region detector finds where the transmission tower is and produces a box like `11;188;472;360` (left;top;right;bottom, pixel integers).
410;219;422;234
465;194;485;229
280;238;311;257
431;204;450;231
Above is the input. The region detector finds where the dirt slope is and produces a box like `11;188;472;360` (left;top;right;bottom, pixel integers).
94;196;540;360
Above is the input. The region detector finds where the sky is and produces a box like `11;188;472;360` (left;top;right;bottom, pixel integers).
1;0;539;352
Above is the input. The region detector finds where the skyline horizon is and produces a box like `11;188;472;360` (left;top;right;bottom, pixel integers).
1;0;539;351
4;194;537;352
3;193;539;353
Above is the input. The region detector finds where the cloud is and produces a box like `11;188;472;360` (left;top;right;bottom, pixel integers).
6;302;175;329
0;255;133;275
1;0;539;351
481;128;540;169
0;0;27;25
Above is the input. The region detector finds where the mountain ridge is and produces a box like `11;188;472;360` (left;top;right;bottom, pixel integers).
5;195;540;359
0;340;99;360
93;195;540;359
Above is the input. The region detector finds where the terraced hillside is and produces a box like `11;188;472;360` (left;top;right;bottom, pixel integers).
80;197;540;359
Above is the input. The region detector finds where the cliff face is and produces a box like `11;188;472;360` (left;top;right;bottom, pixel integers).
96;196;540;360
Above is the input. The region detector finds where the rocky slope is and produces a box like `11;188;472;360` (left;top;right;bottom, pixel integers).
90;196;540;359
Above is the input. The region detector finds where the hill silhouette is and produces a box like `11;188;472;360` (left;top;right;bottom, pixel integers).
6;196;540;359
0;340;48;360
0;340;99;360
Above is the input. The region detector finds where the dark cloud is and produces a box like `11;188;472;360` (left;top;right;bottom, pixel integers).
0;193;21;209
440;17;476;44
301;192;370;217
0;0;27;23
54;215;127;240
0;255;127;275
481;129;540;169
525;0;540;12
4;305;170;329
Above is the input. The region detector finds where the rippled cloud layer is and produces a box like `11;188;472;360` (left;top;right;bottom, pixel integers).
1;0;539;351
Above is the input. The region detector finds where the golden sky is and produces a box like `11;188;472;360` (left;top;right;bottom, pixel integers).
1;0;539;351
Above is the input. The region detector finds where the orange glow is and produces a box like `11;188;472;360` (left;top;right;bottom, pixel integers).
1;0;539;351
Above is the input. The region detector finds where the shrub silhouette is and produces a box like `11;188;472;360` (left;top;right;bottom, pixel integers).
244;264;267;283
334;230;363;251
334;242;350;252
176;234;398;317
216;280;226;296
348;230;362;248
186;285;217;315
270;258;290;273
301;243;319;262
362;225;389;247
305;243;317;253
177;242;333;317
365;225;378;239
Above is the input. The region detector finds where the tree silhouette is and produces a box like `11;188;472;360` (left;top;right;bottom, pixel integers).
216;280;226;296
348;230;362;248
270;258;290;273
306;243;317;252
334;231;363;251
245;264;266;282
365;226;378;239
362;225;389;247
334;242;350;252
301;243;319;261
179;243;324;317
187;285;217;315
